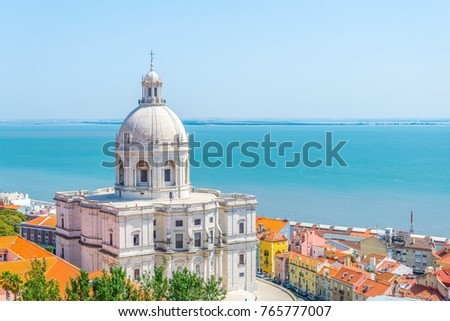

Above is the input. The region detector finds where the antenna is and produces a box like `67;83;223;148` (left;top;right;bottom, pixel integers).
409;210;414;235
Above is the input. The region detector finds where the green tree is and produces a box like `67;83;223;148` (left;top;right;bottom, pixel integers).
22;258;60;301
65;270;91;301
91;266;139;301
1;271;23;301
168;268;205;301
167;268;226;301
139;264;169;301
203;276;226;301
0;271;13;300
0;209;27;236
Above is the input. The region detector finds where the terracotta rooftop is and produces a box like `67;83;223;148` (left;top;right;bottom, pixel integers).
260;231;287;242
433;246;450;266
360;254;386;266
0;202;20;210
21;215;56;228
256;216;289;234
317;266;339;278
376;272;398;283
403;284;444;301
354;279;391;297
435;267;450;287
333;266;369;285
0;235;79;298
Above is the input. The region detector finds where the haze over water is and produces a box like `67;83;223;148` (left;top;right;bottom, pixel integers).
0;121;449;238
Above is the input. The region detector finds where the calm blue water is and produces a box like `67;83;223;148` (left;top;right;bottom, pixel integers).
0;122;449;237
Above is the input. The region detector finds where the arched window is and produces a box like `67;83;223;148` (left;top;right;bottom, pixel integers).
164;160;175;186
137;160;150;187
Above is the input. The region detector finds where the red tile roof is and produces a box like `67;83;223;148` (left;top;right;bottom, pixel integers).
333;266;369;285
435;267;450;287
0;235;79;298
256;216;289;234
22;215;56;228
354;279;391;297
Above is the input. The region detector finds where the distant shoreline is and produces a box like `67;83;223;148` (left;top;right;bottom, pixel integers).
1;119;450;126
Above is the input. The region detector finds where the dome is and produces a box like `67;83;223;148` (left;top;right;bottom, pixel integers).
117;105;188;144
146;70;160;82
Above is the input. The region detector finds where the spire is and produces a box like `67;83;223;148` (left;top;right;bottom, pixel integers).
150;50;154;71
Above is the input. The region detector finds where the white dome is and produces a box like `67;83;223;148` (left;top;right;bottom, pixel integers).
118;105;187;144
146;70;160;82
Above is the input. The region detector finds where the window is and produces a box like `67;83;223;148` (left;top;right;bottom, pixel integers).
61;247;65;259
175;220;183;227
140;169;148;183
195;264;200;275
137;161;150;186
175;234;183;249
23;228;27;238
154;219;156;226
209;217;213;223
45;231;49;244
194;232;201;247
134;269;140;281
153;230;156;239
154;88;158;96
109;233;113;246
133;234;140;246
239;272;245;277
61;218;64;229
239;222;245;234
148;88;152;96
194;219;201;226
30;231;35;241
164;168;171;182
239;254;245;265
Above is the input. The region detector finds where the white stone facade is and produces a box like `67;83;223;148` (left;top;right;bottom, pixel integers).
55;60;257;293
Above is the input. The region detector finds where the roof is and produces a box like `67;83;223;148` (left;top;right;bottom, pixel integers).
333;266;369;285
117;105;188;144
317;266;339;278
0;235;52;259
354;279;391;297
376;272;398;283
435;267;450;287
260;231;287;242
21;215;56;229
360;254;386;266
404;236;435;251
275;252;290;259
256;216;289;234
433;247;450;265
323;234;365;242
403;284;444;301
0;235;79;298
0;201;20;210
89;270;105;280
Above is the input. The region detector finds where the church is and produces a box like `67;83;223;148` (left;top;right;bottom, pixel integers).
55;57;257;293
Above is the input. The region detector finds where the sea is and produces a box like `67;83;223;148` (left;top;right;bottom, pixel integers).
0;120;449;238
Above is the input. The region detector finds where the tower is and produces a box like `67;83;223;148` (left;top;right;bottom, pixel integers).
115;56;190;200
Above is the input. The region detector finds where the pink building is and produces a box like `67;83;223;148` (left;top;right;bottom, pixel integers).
291;226;326;256
274;252;290;282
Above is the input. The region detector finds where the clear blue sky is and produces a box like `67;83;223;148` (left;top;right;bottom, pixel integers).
1;1;449;120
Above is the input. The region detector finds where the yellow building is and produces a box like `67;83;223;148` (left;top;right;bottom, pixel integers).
288;252;325;296
256;216;290;276
360;236;387;257
259;231;288;277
